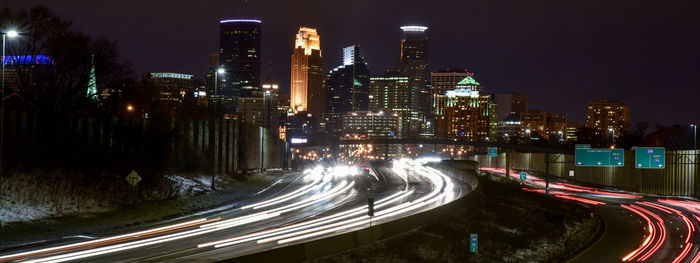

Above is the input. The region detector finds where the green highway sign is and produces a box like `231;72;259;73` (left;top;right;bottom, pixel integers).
575;144;591;149
635;147;665;169
575;148;624;167
488;147;498;157
470;233;478;253
519;171;527;181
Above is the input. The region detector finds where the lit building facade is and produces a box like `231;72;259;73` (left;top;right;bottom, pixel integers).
236;91;278;131
498;113;523;143
434;85;495;142
369;72;422;138
219;19;262;105
396;26;429;116
290;27;323;118
430;69;481;96
144;72;195;111
341;111;399;139
585;100;630;139
566;121;580;142
521;109;568;141
2;55;53;93
324;45;370;134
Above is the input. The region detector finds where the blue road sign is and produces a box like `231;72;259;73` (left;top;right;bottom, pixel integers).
519;171;527;181
488;147;498;157
575;148;624;167
576;144;591;149
635;147;665;169
470;233;478;253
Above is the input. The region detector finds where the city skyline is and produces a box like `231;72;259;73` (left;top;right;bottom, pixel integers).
3;0;700;126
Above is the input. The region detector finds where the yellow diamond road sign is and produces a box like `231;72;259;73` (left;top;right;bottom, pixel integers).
126;170;142;187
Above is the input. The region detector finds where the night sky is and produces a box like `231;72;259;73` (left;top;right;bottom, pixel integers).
5;0;700;126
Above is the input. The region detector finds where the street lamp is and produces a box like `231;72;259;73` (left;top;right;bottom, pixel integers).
691;124;697;150
2;30;19;176
525;128;531;140
608;128;615;147
558;130;563;144
211;67;224;190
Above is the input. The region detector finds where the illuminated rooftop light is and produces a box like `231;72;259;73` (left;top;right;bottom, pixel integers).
400;26;428;32
220;19;262;23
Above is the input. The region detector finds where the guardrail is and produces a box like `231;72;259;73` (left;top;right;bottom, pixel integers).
472;150;700;197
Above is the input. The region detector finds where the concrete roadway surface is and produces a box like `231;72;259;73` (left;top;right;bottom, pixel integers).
482;167;700;263
0;158;471;262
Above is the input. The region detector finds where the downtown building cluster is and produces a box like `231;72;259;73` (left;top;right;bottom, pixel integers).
125;19;641;149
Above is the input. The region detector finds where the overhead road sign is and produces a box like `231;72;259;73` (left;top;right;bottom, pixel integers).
575;144;591;149
488;147;498;157
575;148;624;167
635;147;665;169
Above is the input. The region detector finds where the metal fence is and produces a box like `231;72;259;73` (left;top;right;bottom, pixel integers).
3;110;290;175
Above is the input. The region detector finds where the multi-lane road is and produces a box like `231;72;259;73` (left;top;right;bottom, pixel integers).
482;167;700;263
0;159;471;262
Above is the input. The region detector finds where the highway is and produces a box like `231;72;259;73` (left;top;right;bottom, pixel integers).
0;159;470;262
481;167;700;263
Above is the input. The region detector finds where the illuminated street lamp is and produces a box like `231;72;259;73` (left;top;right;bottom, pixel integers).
211;67;225;190
609;128;615;146
1;29;19;176
525;128;531;140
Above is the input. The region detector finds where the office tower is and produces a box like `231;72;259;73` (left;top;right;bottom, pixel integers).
342;111;399;139
586;100;630;139
430;69;479;96
144;72;195;112
494;93;528;121
324;45;370;133
433;76;494;142
290;27;323;117
396;25;429;116
370;71;411;112
370;71;422;138
219;19;262;104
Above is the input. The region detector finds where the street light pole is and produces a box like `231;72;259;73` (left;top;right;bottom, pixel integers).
211;68;224;190
609;128;615;147
1;33;5;177
1;30;18;177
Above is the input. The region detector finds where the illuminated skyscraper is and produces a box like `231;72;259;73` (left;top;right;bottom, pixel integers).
396;25;429;116
324;45;370;133
219;19;261;105
434;76;496;142
290;27;323;117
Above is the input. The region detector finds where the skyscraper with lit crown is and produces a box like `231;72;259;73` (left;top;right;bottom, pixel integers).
396;25;429;116
290;27;323;118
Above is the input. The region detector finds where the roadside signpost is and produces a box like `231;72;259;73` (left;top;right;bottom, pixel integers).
575;148;624;167
368;197;375;226
487;147;498;157
519;171;527;181
470;233;478;253
635;147;665;169
125;170;142;188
